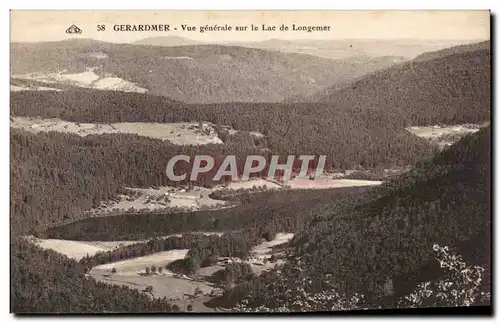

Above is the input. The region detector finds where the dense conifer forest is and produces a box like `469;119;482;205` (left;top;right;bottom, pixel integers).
216;127;491;310
11;237;176;313
11;89;439;170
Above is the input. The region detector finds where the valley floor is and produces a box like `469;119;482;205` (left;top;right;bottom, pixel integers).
28;231;296;311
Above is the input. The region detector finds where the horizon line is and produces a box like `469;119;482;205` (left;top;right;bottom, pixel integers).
10;36;489;45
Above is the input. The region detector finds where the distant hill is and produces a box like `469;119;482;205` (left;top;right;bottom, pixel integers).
11;39;400;103
134;36;200;46
291;43;490;126
232;38;481;60
413;40;490;62
136;36;481;61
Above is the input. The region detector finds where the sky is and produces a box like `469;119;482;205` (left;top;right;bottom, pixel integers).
10;10;490;43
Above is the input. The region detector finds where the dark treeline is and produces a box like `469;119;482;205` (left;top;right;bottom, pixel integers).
180;234;259;275
11;89;438;170
220;127;491;309
43;186;372;241
11;237;176;313
79;232;260;270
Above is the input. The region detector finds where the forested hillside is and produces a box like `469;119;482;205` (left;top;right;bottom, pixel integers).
11;125;382;234
413;40;490;62
11;237;175;313
11;39;398;103
292;44;490;126
11;89;437;171
221;127;491;309
10;128;262;233
299;126;490;294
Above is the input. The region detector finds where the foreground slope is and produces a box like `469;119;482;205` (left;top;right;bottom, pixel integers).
300;126;491;294
11;237;175;313
306;127;491;287
295;42;490;126
11;39;398;103
224;126;490;309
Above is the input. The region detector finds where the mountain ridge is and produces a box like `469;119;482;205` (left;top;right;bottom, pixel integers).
289;42;490;126
11;39;401;103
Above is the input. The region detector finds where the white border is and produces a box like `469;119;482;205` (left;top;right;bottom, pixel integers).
3;2;498;10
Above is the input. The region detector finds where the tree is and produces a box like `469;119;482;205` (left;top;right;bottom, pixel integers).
111;267;117;274
262;231;276;242
185;256;200;275
201;253;218;267
398;244;490;308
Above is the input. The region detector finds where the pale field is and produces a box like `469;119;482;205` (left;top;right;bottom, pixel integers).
163;56;194;60
407;124;486;149
10;84;62;91
214;177;382;191
90;272;215;302
27;232;223;260
251;232;295;257
12;68;148;93
406;124;481;139
84;52;109;59
92;185;230;215
286;178;382;189
10;117;224;146
195;264;226;278
90;249;190;276
89;248;217;304
219;178;282;190
27;237;110;261
112;122;223;145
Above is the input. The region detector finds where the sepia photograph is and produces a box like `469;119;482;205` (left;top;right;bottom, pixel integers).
9;10;491;314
